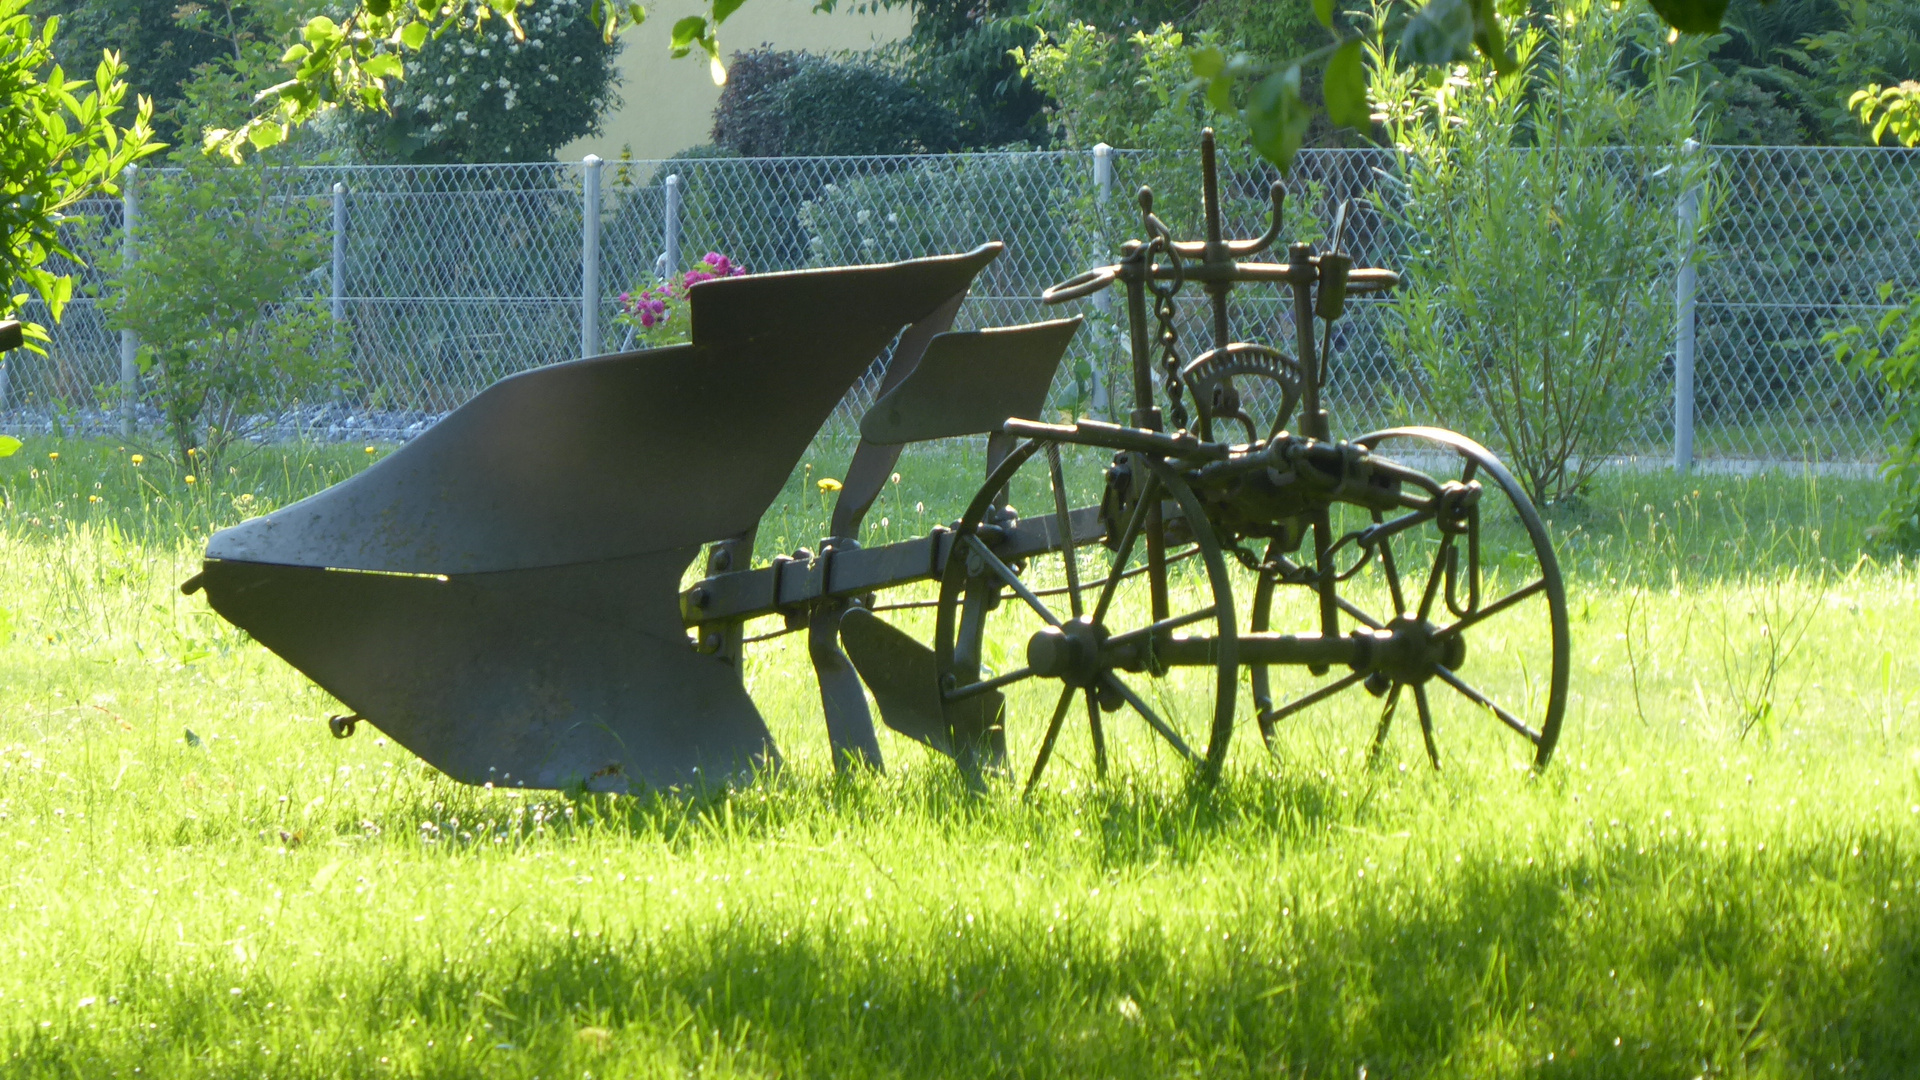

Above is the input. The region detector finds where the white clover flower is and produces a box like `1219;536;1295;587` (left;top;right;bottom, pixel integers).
462;43;476;56
856;209;870;223
479;48;489;57
454;111;468;121
887;212;899;224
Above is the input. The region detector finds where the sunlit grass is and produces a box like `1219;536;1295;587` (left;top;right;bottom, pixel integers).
1;435;1916;1077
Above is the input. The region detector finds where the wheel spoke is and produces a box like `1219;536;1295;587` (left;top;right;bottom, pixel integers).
964;533;1060;627
1104;605;1219;651
1435;578;1548;641
1413;683;1440;770
1434;665;1544;744
1416;532;1456;622
1085;688;1107;777
1366;682;1402;766
1259;669;1366;727
1024;685;1077;795
944;665;1035;703
1372;510;1408;617
1044;442;1085;619
1092;473;1161;626
1100;673;1200;764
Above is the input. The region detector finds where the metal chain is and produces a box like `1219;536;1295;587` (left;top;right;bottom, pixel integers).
1146;237;1190;431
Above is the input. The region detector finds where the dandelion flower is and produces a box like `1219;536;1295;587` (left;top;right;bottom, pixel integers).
817;478;842;493
88;495;101;504
185;475;197;484
47;452;58;461
890;472;901;484
365;446;376;454
130;454;144;466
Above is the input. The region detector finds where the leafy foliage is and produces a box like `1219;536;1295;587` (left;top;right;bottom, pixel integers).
1374;0;1708;505
102;159;346;468
29;0;275;144
1849;80;1920;146
343;0;620;164
708;50;959;158
709;46;803;157
1;0;155;351
1830;283;1920;545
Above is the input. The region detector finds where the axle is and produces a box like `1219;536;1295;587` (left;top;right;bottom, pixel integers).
1026;615;1466;686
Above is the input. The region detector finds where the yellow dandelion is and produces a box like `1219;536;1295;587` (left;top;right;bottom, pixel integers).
88;495;101;504
47;452;58;461
184;475;197;484
130;454;144;466
187;447;197;457
364;446;376;454
817;477;842;493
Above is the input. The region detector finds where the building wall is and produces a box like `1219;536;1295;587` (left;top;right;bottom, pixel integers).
558;0;913;163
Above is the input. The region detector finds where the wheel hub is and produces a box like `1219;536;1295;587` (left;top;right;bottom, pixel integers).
1366;615;1466;685
1026;617;1110;688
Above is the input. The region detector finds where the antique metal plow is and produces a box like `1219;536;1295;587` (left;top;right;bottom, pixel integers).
189;132;1568;793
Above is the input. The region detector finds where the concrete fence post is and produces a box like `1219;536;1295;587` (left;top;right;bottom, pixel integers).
581;155;602;359
1673;138;1701;473
331;182;347;325
663;173;682;282
120;163;139;437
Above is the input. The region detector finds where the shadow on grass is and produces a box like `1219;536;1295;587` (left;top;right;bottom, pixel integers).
14;835;1914;1078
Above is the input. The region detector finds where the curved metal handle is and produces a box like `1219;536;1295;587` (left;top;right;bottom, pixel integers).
1041;265;1119;305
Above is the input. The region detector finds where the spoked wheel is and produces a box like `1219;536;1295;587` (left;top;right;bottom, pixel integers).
1249;427;1569;770
934;441;1240;789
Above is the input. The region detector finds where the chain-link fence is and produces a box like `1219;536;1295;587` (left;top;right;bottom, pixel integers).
9;145;1918;464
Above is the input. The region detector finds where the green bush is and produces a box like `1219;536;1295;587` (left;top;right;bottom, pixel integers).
708;51;960;159
1830;282;1920;544
1371;0;1707;506
103;159;347;469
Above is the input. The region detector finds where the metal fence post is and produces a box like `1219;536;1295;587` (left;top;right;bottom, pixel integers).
331;182;347;325
663;173;682;282
1091;144;1114;415
581;155;602;359
119;163;139;437
1673;138;1701;473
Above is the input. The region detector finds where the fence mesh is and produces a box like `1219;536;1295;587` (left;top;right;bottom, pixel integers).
8;145;1917;464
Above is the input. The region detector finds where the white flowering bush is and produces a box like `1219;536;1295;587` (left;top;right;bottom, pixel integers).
348;0;620;163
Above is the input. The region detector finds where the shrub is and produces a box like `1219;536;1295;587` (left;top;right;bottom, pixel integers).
346;0;620;163
103;159;347;469
1371;0;1708;506
709;51;960;159
1829;282;1920;545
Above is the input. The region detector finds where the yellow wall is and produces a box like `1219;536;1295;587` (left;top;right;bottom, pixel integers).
558;0;913;163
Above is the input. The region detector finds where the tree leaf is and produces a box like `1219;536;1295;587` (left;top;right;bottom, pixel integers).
1247;66;1309;172
0;437;21;459
1401;0;1474;65
1646;0;1729;35
366;0;392;17
1190;44;1225;80
626;4;647;28
400;20;428;49
1466;0;1514;75
248;121;286;151
361;54;404;79
713;0;747;23
669;15;707;57
1313;0;1335;29
1323;39;1368;130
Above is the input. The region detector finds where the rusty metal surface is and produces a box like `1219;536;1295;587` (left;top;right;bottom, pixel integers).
196;246;1003;792
859;317;1083;445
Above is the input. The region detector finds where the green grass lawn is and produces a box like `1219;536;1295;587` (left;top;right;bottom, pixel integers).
1;436;1917;1078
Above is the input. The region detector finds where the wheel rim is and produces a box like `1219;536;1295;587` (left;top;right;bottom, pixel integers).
1251;427;1569;770
933;441;1240;788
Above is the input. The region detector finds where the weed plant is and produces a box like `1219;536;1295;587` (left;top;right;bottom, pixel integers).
0;435;1916;1077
